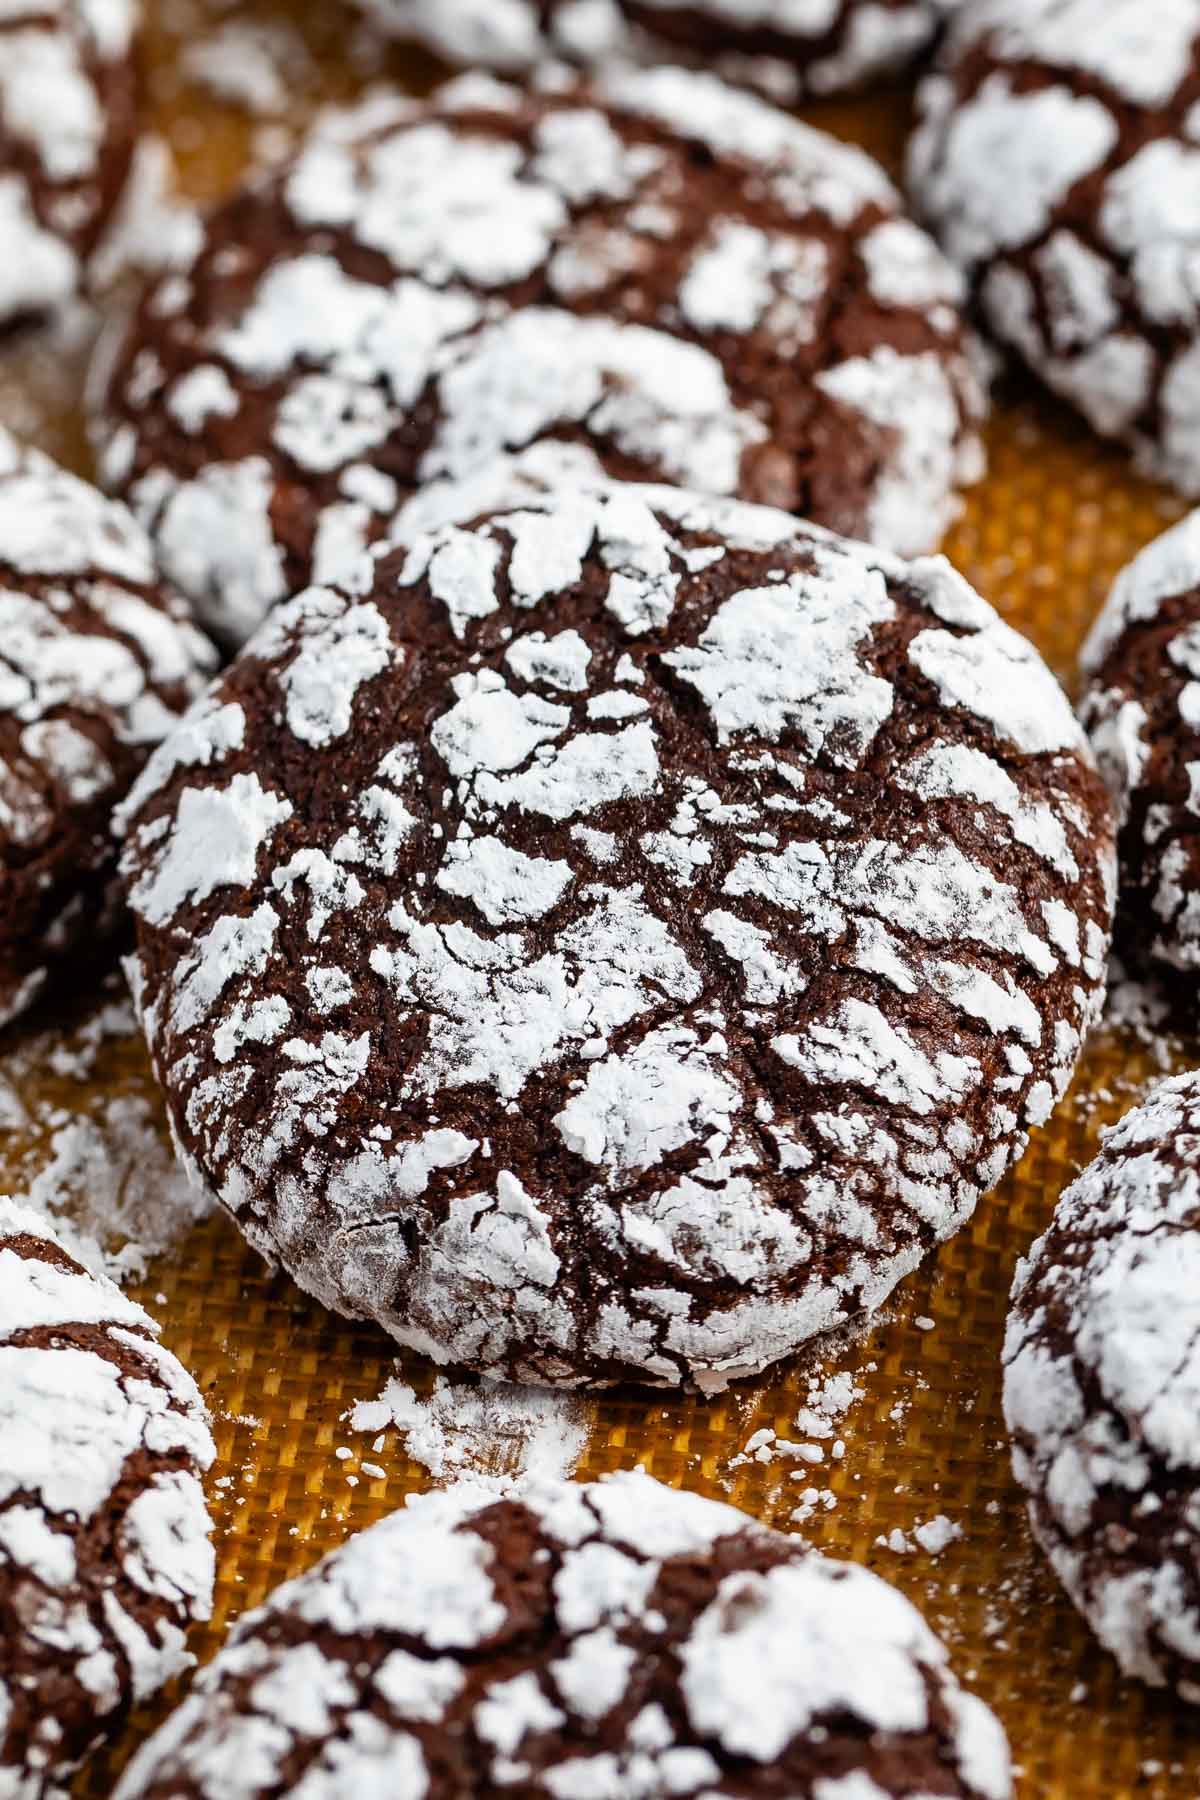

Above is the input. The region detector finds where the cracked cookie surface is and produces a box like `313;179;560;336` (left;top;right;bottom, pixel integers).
0;1198;215;1800
113;1469;1012;1800
909;0;1200;494
91;63;986;649
1004;1070;1200;1698
0;0;142;329
117;479;1114;1390
0;427;216;1030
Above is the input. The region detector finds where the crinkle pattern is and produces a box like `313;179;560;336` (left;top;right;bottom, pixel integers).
117;479;1114;1391
0;1197;216;1800
0;427;216;1029
1080;507;1200;991
113;1469;1012;1800
1004;1070;1200;1698
92;63;986;648
0;0;142;326
909;0;1200;493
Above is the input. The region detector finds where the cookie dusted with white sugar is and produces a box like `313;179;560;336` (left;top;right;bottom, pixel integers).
1004;1071;1200;1698
0;0;143;329
113;1469;1013;1800
908;0;1200;494
0;428;216;1031
91;64;987;649
0;1197;216;1798
116;481;1114;1391
355;0;949;99
1080;510;1200;1001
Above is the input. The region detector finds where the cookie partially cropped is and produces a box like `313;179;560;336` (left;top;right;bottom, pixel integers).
356;0;948;97
1079;510;1200;998
1004;1071;1200;1697
0;1196;216;1797
909;0;1200;493
0;0;143;329
0;428;216;1031
113;1469;1012;1800
118;481;1114;1391
92;63;987;649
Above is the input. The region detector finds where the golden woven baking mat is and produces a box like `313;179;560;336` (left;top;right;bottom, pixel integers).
1;4;1199;1794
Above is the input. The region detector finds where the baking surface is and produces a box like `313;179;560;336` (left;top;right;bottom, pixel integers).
1;3;1198;1795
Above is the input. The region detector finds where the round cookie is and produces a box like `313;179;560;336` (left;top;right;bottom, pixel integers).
1004;1071;1200;1697
1080;509;1200;999
117;481;1115;1391
0;0;142;330
908;0;1200;494
113;1468;1013;1800
0;427;216;1031
0;1196;216;1796
355;0;948;98
91;63;988;649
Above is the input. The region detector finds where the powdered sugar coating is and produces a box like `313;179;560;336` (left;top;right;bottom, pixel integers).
0;427;215;1028
909;0;1200;494
354;0;947;99
118;480;1114;1391
1080;508;1200;991
0;0;142;327
1004;1072;1200;1697
0;1196;215;1797
113;1469;1011;1800
92;64;986;648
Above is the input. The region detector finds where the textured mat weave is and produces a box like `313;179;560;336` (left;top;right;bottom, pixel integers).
0;4;1197;1794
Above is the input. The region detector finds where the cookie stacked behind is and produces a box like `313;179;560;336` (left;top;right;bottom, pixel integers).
0;427;216;1030
117;478;1114;1391
0;0;145;329
0;1197;216;1797
354;0;950;98
909;0;1200;495
113;1469;1012;1800
91;63;987;648
1080;509;1200;1003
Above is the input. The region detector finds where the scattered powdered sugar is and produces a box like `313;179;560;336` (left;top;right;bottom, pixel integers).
877;1516;963;1557
347;1373;591;1493
0;985;211;1284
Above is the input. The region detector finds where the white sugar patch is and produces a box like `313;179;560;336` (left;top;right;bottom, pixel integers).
347;1373;591;1494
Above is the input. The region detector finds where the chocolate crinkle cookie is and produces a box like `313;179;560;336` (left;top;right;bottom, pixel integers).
113;1469;1013;1800
0;428;215;1032
116;478;1114;1391
0;1196;216;1799
908;0;1200;494
0;0;143;329
355;0;950;99
1080;509;1200;1000
1004;1070;1200;1698
91;63;988;650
